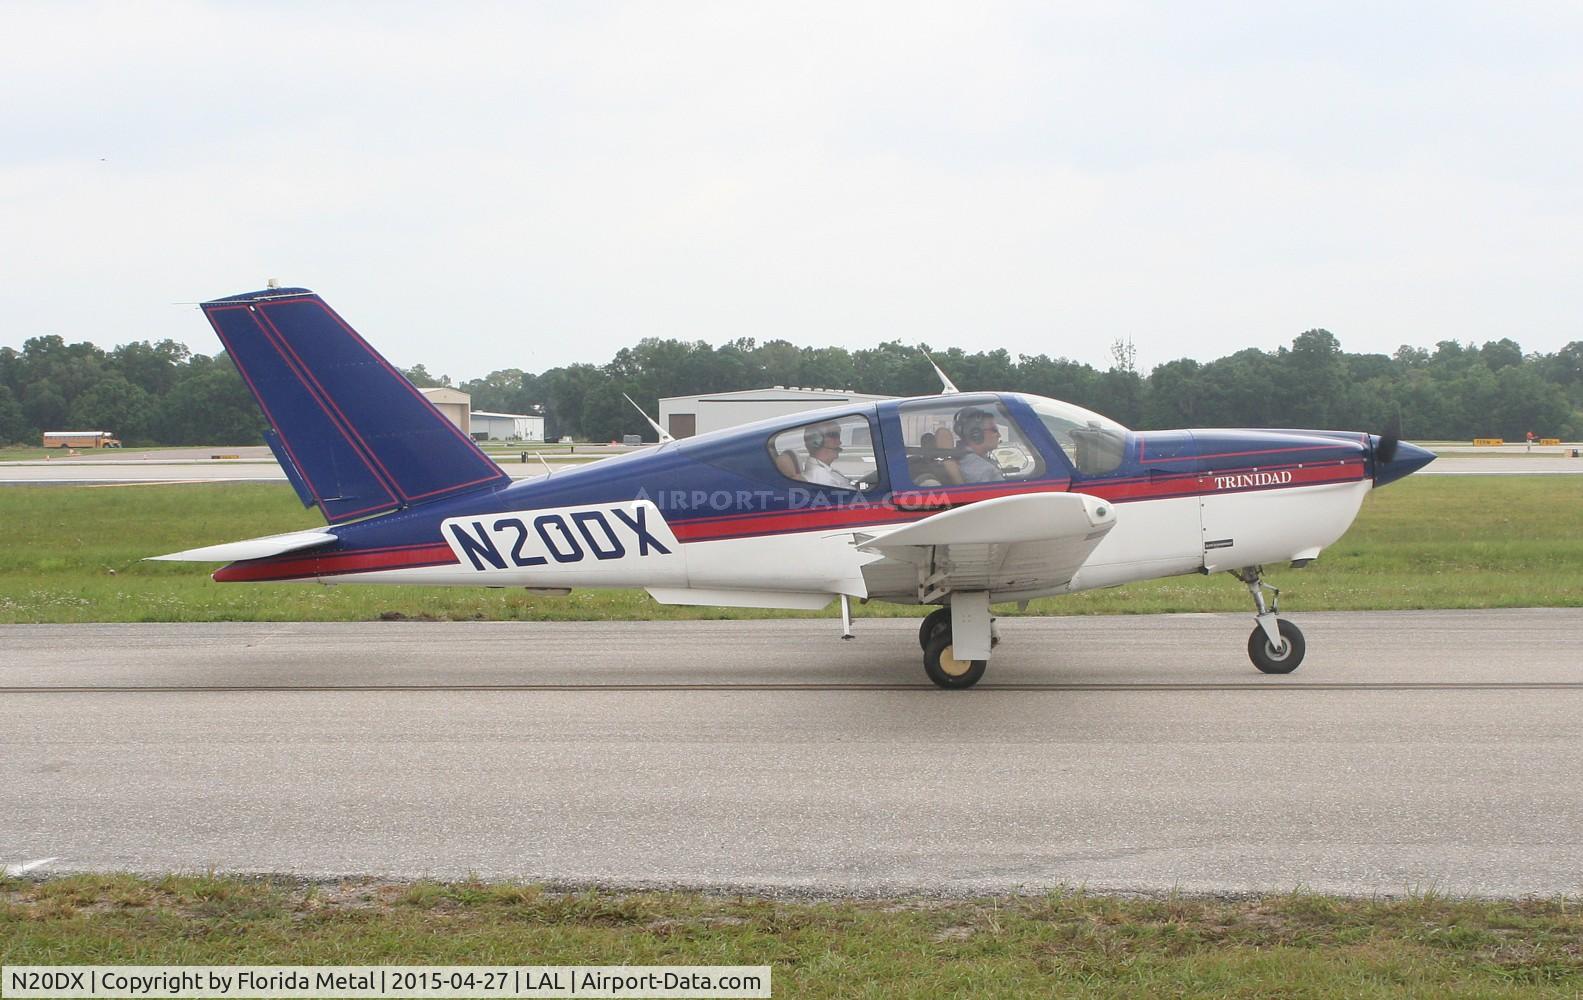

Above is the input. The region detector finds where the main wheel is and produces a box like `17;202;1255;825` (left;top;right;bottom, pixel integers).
918;607;952;650
923;631;986;689
1248;618;1305;674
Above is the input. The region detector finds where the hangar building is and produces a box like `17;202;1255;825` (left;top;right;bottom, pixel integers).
418;387;472;436
657;386;894;439
470;411;545;441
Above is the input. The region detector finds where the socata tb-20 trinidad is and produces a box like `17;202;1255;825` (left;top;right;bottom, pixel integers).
154;287;1435;689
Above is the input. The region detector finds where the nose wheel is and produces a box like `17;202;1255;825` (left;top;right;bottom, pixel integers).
1248;617;1305;673
1234;566;1307;674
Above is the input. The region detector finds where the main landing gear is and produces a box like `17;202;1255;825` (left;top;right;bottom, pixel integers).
916;599;999;690
1234;567;1305;674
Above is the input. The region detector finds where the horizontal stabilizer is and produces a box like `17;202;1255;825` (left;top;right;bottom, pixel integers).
202;288;509;524
147;529;338;563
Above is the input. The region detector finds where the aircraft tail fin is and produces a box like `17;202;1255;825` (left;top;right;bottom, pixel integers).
201;287;509;524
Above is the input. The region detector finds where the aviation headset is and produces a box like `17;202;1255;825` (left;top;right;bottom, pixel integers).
953;407;997;446
804;423;842;453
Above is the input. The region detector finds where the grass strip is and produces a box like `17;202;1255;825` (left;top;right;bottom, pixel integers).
0;476;1579;624
2;876;1581;997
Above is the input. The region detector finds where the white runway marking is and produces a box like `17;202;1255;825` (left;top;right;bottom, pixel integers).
4;857;60;875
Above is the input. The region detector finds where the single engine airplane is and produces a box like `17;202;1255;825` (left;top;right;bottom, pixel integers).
154;287;1435;688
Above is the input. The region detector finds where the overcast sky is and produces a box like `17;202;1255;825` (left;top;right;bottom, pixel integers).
3;1;1580;381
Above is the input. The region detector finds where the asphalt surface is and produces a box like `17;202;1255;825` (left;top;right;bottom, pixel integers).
4;610;1582;898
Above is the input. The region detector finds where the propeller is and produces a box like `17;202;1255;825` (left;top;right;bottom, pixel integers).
1376;412;1401;465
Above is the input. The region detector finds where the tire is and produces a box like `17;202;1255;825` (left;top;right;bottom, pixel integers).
1248;618;1305;674
923;631;986;689
918;607;952;650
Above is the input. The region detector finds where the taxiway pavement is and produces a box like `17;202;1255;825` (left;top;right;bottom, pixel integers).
3;610;1581;897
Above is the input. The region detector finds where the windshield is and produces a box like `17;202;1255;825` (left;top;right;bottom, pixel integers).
1024;396;1129;475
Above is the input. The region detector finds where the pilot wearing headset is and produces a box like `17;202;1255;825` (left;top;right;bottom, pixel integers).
801;422;856;489
953;407;1005;483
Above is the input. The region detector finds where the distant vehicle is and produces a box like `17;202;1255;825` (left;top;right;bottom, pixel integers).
156;286;1434;689
43;431;121;449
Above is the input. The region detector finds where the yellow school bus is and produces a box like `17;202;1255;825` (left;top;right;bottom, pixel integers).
41;431;122;449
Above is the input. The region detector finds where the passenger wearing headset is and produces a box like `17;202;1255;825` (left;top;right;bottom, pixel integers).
801;422;856;488
953;407;1005;483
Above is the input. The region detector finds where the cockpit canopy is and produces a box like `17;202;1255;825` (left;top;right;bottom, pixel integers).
894;394;1130;485
665;389;1134;497
755;392;1132;493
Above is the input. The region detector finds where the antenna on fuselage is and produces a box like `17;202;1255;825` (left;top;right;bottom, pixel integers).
920;350;960;395
623;393;674;443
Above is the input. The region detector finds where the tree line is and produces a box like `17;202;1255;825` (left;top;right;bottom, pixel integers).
3;329;1580;447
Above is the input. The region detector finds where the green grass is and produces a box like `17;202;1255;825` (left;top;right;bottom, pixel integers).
2;876;1581;996
0;476;1579;623
0;447;51;461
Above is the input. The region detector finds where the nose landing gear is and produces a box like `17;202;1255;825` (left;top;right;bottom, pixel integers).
1234;567;1305;674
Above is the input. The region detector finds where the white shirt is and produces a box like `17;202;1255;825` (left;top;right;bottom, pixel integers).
957;450;1004;483
802;454;855;489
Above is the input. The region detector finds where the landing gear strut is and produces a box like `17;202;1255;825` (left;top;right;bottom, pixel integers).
918;594;996;690
1234;567;1305;674
919;605;998;652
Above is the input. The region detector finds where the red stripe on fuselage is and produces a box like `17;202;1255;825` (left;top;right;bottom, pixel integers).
1084;459;1363;503
671;479;1077;541
213;542;455;583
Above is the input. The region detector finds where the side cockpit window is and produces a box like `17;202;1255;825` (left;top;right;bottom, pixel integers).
1027;398;1128;475
896;399;1045;487
767;414;881;491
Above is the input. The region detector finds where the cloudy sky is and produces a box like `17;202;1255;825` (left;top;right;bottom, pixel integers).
3;1;1579;380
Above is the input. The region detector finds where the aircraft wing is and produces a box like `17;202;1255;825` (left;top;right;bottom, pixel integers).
856;492;1115;601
